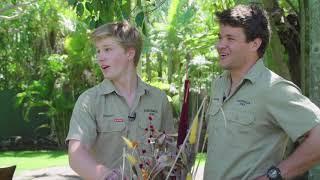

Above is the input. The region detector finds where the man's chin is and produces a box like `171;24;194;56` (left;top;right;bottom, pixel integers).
104;74;120;82
219;61;229;70
103;74;112;80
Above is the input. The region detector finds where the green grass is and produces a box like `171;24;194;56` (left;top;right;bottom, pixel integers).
0;150;69;174
0;150;206;175
195;153;206;165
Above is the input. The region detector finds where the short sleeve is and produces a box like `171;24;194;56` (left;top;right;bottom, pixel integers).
66;90;98;146
265;81;320;141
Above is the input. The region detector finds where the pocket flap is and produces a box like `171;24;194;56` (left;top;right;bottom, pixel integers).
207;105;220;116
227;111;255;125
98;117;126;132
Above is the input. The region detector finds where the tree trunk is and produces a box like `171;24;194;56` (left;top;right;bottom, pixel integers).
308;0;320;106
236;0;302;84
263;24;291;81
300;0;309;95
262;0;292;81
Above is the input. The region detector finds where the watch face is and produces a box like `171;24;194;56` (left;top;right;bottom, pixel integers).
267;167;282;180
268;169;278;178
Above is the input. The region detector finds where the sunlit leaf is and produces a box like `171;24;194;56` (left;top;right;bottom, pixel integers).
126;154;138;165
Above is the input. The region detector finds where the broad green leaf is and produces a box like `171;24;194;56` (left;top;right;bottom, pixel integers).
135;12;145;28
76;3;84;16
68;0;77;6
85;2;93;13
89;18;96;29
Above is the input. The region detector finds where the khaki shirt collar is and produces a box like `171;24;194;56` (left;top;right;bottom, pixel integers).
243;58;265;84
221;58;265;84
98;76;149;96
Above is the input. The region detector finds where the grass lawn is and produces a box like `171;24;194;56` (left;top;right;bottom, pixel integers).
195;153;206;165
0;150;69;174
0;150;206;175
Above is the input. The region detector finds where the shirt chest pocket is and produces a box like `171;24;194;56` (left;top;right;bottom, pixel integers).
208;108;256;131
135;113;161;144
208;106;220;117
207;104;221;132
138;113;161;130
97;116;126;133
226;111;255;125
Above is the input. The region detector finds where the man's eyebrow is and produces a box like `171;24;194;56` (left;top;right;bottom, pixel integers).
225;34;235;37
218;34;236;38
100;44;112;48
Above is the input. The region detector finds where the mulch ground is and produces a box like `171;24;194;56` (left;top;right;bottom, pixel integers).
13;165;205;180
13;166;81;180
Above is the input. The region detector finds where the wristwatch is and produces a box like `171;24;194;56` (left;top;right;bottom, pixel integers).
266;166;283;180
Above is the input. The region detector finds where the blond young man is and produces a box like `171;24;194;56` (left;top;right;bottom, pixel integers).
66;21;174;180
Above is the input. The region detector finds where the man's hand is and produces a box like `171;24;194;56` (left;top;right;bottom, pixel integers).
103;168;130;180
104;169;121;180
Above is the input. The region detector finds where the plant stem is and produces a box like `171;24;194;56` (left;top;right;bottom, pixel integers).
165;97;207;180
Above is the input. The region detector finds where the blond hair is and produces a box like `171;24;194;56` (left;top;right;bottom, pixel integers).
91;21;143;66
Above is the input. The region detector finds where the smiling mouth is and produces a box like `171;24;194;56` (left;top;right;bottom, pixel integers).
220;53;229;59
220;54;227;59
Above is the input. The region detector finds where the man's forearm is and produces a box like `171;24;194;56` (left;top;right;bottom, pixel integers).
68;141;110;180
278;125;320;179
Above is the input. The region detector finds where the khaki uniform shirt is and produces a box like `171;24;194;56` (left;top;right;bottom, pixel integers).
204;60;320;180
66;77;174;176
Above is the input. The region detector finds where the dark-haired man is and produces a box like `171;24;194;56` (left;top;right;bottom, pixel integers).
204;4;320;180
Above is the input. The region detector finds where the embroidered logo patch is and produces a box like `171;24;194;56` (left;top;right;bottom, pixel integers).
113;118;124;122
236;99;251;106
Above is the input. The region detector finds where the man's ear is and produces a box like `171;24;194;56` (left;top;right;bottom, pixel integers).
250;38;262;52
126;47;136;61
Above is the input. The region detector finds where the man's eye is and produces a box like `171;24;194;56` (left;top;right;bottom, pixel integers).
96;50;100;54
105;48;111;51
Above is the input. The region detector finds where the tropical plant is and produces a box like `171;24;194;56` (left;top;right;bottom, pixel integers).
3;0;98;147
121;97;207;180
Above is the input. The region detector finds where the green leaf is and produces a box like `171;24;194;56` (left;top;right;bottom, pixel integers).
85;2;93;13
11;0;17;5
89;18;96;29
67;0;77;6
135;12;144;28
76;3;84;17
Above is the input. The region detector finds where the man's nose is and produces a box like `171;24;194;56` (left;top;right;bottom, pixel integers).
97;53;106;62
215;40;226;50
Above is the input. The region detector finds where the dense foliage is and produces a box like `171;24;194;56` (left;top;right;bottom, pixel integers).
0;0;318;148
